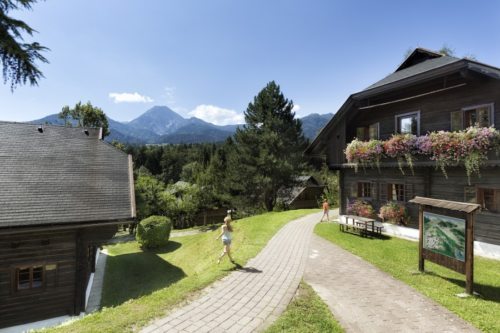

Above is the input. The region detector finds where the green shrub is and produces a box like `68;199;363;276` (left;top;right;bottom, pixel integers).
136;215;172;249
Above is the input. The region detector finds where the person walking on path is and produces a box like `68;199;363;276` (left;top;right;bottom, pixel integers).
320;199;330;222
216;215;235;264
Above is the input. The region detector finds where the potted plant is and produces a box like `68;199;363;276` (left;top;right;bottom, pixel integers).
347;199;376;218
378;201;409;225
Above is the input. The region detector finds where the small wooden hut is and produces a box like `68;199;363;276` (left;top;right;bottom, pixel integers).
0;122;136;328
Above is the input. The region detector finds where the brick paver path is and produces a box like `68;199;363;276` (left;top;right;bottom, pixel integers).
304;233;480;333
141;210;480;333
141;212;322;333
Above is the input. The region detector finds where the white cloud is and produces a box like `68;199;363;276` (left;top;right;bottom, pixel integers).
188;104;244;126
109;92;153;103
292;104;301;112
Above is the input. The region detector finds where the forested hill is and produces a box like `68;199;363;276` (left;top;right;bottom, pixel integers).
32;106;332;144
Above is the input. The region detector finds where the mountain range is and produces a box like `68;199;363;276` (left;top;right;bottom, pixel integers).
33;106;332;144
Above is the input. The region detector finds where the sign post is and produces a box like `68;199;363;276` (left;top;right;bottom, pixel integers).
410;196;480;295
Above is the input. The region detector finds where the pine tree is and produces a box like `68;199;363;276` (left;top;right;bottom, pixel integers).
0;0;48;89
233;81;307;211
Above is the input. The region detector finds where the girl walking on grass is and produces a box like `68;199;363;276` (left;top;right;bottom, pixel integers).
216;216;235;264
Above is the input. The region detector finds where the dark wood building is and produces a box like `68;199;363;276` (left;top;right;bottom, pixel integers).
0;122;136;328
279;176;326;209
305;48;500;246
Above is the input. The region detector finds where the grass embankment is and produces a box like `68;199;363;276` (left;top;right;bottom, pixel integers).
265;281;344;333
315;223;500;332
42;209;317;333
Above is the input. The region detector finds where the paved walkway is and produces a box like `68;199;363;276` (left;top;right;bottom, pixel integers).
141;212;321;333
304;232;480;333
141;211;480;333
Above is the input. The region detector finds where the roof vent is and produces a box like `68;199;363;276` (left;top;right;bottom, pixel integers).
37;125;43;133
84;129;89;136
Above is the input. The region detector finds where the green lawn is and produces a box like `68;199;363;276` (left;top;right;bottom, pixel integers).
265;281;344;333
315;223;500;333
42;209;317;333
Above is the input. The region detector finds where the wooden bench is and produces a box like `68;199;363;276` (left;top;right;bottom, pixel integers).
339;215;384;237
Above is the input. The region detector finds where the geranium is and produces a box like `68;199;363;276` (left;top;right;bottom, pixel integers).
347;199;376;218
378;201;409;225
345;139;384;173
427;126;497;183
384;134;417;175
344;125;500;182
427;130;465;178
462;126;498;183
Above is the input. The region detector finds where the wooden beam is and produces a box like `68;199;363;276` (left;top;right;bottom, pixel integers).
465;212;474;295
358;83;467;110
0;219;133;235
418;205;424;272
128;154;137;218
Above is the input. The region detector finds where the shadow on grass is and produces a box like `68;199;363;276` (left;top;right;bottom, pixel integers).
147;240;182;254
424;271;500;302
102;243;186;307
340;230;392;240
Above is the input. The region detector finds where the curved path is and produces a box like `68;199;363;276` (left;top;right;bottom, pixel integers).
141;211;479;333
141;212;322;333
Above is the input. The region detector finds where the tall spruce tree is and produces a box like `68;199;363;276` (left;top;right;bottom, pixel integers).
233;81;307;211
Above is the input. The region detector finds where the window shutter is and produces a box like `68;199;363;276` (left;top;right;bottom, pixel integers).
450;111;463;131
350;183;358;198
371;181;378;200
477;107;491;127
356;127;368;140
379;182;388;202
404;183;414;202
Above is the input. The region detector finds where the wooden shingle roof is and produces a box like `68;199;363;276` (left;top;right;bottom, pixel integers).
0;122;135;228
409;196;480;214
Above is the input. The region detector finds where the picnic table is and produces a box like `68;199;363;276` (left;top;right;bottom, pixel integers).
339;215;384;237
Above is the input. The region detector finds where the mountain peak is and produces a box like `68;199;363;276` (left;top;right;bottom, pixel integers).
128;105;186;135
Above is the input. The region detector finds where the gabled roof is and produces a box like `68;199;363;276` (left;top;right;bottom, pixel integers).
279;175;324;205
395;47;444;71
305;48;500;156
364;55;460;91
0;122;135;228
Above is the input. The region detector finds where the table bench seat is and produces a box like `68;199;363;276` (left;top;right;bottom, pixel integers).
339;215;384;237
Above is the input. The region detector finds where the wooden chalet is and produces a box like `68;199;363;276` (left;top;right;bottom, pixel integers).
305;47;500;246
0;122;136;328
279;176;326;209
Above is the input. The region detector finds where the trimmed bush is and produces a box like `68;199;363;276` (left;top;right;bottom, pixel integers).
136;215;172;249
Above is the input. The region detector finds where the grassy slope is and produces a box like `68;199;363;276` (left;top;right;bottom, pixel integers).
315;223;500;333
265;281;344;333
42;209;317;333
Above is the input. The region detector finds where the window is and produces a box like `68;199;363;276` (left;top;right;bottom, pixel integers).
464;104;494;128
388;183;405;201
358;182;372;198
16;265;44;291
451;104;494;131
396;112;419;135
369;123;379;140
356;122;379;141
477;188;500;213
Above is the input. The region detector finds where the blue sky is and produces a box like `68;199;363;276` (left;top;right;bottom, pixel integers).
1;0;500;125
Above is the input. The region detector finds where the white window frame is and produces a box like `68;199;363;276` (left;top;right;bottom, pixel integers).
461;103;495;128
395;111;420;135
